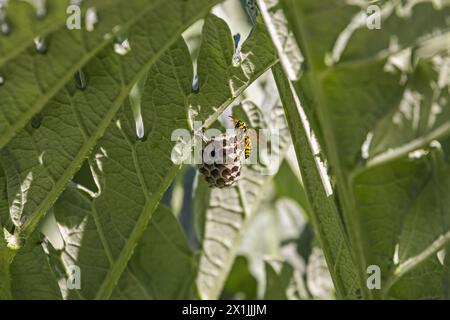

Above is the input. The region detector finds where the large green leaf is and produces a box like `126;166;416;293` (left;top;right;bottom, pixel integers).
84;38;193;299
84;14;277;299
0;11;279;299
0;0;172;148
112;205;198;299
367;57;450;163
50;186;197;299
0;0;68;66
261;0;450;299
272;63;360;299
353;142;450;299
0;0;220;240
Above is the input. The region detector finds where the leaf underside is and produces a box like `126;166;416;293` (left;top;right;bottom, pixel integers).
0;7;280;299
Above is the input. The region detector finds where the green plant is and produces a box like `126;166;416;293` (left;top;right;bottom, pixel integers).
0;0;449;300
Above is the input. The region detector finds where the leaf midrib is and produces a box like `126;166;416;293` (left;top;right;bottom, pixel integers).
282;2;371;298
271;63;360;299
94;165;181;299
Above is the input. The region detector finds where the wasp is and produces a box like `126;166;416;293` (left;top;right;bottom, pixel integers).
229;116;253;159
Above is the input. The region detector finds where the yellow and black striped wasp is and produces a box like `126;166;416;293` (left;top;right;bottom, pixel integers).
229;116;256;160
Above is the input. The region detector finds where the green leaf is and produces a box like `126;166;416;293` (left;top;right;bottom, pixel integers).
50;186;197;300
262;0;450;299
338;2;450;63
86;38;194;299
1;4;280;300
0;0;220;238
0;233;12;299
112;206;198;299
189;14;278;127
0;0;68;66
354;144;450;299
367;58;450;164
84;15;278;299
9;233;62;299
0;0;171;149
1;11;279;299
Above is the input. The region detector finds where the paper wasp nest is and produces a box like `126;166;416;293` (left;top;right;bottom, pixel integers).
197;133;243;188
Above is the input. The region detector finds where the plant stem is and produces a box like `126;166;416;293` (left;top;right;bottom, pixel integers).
272;63;361;299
